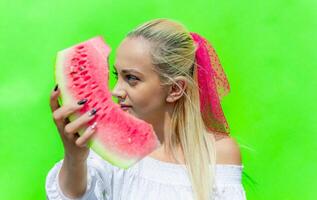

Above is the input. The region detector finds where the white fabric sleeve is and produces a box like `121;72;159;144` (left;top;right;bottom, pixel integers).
214;183;247;200
213;165;247;200
45;150;116;200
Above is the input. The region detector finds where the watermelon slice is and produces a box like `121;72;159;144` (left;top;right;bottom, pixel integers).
54;36;161;169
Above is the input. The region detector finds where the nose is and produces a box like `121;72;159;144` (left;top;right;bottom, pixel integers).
111;83;127;103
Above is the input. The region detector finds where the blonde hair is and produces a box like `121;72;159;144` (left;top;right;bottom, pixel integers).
127;18;216;200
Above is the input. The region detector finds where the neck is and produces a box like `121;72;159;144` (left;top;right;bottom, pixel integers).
148;103;184;163
151;103;174;145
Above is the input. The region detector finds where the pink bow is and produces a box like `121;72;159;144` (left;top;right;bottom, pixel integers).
190;32;230;134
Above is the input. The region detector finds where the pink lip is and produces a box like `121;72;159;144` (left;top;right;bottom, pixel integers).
121;106;131;111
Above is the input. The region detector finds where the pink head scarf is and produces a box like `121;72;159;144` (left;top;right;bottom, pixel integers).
190;32;230;135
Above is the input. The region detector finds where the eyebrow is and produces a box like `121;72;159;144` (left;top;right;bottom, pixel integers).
113;65;144;76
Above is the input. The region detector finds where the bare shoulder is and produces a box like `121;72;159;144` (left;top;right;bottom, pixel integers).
211;135;242;165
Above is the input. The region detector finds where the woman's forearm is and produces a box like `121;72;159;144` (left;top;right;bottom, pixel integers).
58;157;88;198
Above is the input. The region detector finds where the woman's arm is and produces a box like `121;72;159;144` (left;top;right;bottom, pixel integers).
46;150;114;200
58;158;88;198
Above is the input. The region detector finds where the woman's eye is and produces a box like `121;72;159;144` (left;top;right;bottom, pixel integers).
112;71;138;84
126;75;138;82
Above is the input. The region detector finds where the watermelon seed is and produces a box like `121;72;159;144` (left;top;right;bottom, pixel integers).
78;60;87;65
76;48;85;53
79;66;85;71
91;85;98;90
79;70;88;76
99;113;106;120
79;83;87;89
84;92;93;98
84;76;91;81
92;102;98;108
77;45;84;50
71;58;79;62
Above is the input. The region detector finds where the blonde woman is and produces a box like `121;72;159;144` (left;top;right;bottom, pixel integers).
46;18;247;200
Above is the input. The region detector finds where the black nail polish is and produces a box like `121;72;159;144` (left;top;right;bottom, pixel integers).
89;108;97;116
77;99;88;105
54;84;58;91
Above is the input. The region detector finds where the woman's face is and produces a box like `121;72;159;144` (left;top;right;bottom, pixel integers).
111;37;169;124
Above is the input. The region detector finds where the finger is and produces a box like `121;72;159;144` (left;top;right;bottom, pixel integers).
75;122;97;148
53;103;84;122
50;85;60;112
64;109;97;138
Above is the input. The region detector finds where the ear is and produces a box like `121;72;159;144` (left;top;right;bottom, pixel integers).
166;76;188;103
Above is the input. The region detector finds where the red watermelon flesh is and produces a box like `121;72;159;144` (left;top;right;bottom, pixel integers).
55;36;161;169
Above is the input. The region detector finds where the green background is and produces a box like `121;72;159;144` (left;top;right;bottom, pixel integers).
0;0;316;199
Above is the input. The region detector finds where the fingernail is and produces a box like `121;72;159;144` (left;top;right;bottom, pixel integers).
77;98;88;105
90;122;98;130
88;108;97;117
54;84;58;91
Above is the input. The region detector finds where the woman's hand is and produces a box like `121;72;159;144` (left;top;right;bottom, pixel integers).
49;85;97;164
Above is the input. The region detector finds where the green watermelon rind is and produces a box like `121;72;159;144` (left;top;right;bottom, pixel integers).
89;140;135;169
55;46;77;106
53;54;63;106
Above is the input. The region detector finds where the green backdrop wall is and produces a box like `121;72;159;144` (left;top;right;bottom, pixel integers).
0;0;316;199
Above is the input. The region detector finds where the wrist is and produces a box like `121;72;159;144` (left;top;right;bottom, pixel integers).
64;153;87;166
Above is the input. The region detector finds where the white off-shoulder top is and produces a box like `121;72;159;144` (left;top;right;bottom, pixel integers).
46;149;247;200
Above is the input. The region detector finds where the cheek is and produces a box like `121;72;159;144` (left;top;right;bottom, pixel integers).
130;85;166;115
